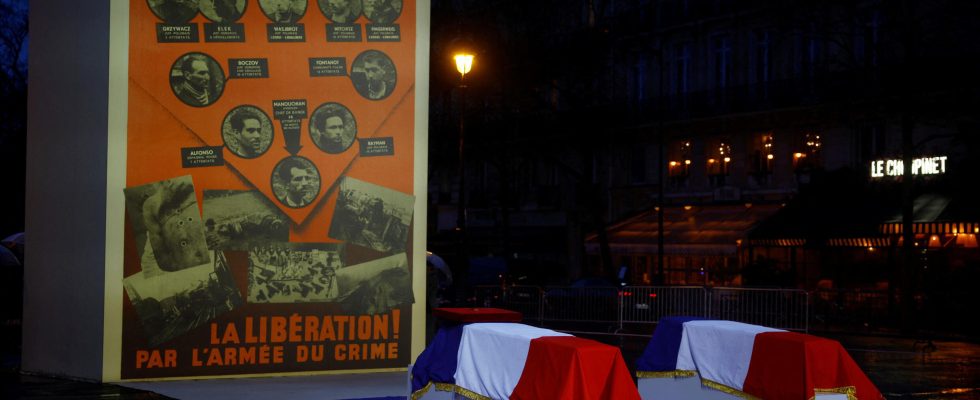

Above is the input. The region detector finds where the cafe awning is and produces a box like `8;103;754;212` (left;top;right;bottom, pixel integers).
585;204;783;256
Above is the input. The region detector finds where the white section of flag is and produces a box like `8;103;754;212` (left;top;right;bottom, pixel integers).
454;323;571;399
675;320;785;391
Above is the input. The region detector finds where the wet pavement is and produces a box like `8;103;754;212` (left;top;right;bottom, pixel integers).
1;333;977;399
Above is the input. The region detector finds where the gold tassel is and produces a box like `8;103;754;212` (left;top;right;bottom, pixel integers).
636;370;698;379
410;382;433;400
700;378;761;400
812;386;857;400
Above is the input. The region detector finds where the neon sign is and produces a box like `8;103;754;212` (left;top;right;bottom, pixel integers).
870;156;947;178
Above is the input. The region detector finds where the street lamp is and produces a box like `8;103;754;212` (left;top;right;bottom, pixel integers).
452;51;474;232
454;53;474;80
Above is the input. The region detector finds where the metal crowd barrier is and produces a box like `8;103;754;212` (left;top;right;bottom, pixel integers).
619;286;709;325
471;285;809;335
709;287;809;332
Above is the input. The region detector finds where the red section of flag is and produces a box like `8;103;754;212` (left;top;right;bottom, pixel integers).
743;332;883;400
510;336;640;400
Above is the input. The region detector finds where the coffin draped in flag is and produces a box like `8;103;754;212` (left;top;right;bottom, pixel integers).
636;319;883;400
412;322;639;400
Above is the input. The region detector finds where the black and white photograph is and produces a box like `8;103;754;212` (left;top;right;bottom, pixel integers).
362;0;401;24
334;253;413;315
309;102;357;154
147;0;200;24
247;243;344;303
124;175;211;273
124;251;242;346
351;50;397;100
328;177;414;253
221;105;274;159
271;156;321;208
169;52;225;107
199;0;246;23
317;0;361;23
202;190;289;251
258;0;307;24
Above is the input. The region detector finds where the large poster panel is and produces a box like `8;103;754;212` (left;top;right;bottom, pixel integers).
122;0;417;379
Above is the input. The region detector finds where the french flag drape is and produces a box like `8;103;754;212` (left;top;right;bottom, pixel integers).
412;323;640;400
636;319;883;400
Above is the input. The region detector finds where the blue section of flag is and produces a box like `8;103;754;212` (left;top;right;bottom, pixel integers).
636;316;706;372
411;324;466;392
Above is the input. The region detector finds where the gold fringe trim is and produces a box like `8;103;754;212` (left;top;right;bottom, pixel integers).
434;382;456;392
700;378;761;400
452;385;493;400
410;381;493;400
410;382;433;400
636;370;698;379
812;386;857;400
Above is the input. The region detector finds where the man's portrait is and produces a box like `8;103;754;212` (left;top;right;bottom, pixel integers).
222;106;273;159
124;175;211;272
170;52;225;107
200;0;246;23
318;0;361;23
272;157;320;208
148;0;200;24
362;0;401;24
310;102;357;154
259;0;307;24
351;50;397;101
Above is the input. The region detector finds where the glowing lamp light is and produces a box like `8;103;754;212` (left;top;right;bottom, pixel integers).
684;159;691;165
708;158;716;164
793;152;804;159
723;157;731;163
454;53;474;78
683;205;693;211
669;161;678;167
767;154;774;160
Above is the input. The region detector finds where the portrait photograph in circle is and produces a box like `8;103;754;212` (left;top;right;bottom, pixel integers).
350;50;397;101
318;0;362;24
202;190;289;251
123;175;211;273
309;102;358;154
258;0;307;24
170;52;226;107
363;0;401;24
200;0;247;23
221;105;274;159
328;177;414;254
147;0;200;24
271;156;321;208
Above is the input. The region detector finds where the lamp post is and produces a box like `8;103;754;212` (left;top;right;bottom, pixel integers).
453;52;473;234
